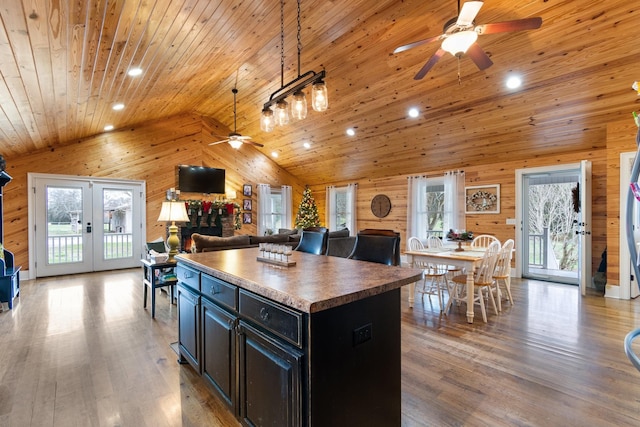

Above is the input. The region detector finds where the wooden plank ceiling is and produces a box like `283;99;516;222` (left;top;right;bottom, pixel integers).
0;0;638;184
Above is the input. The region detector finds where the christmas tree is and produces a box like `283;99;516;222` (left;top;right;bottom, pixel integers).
295;186;321;228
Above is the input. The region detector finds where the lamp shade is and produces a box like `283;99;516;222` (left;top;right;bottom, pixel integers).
260;107;275;132
157;201;190;223
291;89;308;120
441;31;478;56
311;80;328;112
274;100;290;126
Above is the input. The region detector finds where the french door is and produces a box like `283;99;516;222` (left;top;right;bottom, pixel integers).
29;174;146;277
516;161;592;293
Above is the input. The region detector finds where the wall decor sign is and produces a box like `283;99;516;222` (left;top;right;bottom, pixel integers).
243;184;252;197
465;184;500;214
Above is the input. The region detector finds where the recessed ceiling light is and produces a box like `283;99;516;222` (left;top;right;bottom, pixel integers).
104;125;114;131
303;142;311;149
271;151;279;158
408;107;420;118
346;128;356;136
112;103;125;111
128;67;142;77
506;75;522;89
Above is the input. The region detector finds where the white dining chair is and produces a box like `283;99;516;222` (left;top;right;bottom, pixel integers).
492;239;515;311
447;240;501;322
408;237;449;311
471;234;500;249
427;235;462;277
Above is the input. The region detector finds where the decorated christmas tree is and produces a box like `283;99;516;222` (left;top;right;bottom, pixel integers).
294;186;321;228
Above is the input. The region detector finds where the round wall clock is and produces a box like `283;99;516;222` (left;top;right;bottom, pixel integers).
371;194;392;218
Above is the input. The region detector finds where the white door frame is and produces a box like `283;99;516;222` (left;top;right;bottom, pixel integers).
515;162;592;292
27;173;146;279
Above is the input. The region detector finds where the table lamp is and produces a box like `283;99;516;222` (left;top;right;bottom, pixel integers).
157;201;190;262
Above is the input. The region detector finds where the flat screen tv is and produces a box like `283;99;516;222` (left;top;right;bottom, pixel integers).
178;165;225;194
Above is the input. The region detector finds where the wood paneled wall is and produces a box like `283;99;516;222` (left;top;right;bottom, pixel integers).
606;120;639;286
2;113;305;269
309;149;607;276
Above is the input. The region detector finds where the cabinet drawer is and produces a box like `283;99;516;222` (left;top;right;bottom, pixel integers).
176;264;200;291
239;290;302;348
202;273;238;310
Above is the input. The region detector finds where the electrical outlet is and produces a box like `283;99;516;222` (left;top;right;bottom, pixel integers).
353;323;372;346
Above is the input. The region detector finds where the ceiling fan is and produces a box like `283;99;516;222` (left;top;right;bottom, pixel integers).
394;0;542;80
210;88;263;149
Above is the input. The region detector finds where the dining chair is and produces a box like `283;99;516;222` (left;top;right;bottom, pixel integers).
294;227;329;255
492;239;515;311
427;235;462;277
471;234;500;249
447;240;501;322
348;229;401;266
408;237;449;311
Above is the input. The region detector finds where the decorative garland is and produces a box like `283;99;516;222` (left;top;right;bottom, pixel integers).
183;199;242;230
466;190;497;212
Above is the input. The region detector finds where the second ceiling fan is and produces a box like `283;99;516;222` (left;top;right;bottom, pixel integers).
210;88;263;149
394;0;542;80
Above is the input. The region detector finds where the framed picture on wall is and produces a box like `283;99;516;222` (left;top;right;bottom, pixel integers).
243;199;252;211
465;185;500;214
243;184;252;197
243;212;252;224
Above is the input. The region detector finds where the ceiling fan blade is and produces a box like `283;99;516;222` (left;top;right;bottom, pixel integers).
394;35;442;54
237;135;252;140
466;42;493;70
209;139;229;146
475;17;543;35
414;48;446;80
456;1;484;27
245;140;264;148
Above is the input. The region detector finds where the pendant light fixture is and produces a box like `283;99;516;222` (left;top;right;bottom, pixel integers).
260;0;327;132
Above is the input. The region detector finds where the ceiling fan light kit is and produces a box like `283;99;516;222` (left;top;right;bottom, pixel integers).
260;0;327;132
394;0;542;80
209;88;264;149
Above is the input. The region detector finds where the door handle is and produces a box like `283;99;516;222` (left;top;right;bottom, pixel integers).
86;222;92;233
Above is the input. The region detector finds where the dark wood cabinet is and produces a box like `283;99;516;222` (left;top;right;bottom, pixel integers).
201;297;237;408
238;320;303;427
177;284;200;371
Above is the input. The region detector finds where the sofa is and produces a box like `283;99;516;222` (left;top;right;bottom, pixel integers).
191;228;356;257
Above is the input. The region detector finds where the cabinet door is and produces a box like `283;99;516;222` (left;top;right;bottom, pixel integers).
177;284;200;371
202;298;237;409
238;320;303;427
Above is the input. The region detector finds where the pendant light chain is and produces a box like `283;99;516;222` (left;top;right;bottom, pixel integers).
296;0;302;77
280;0;285;88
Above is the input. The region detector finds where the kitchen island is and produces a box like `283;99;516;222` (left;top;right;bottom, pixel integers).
175;248;422;427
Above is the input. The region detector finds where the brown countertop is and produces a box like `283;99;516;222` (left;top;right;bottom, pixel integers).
176;248;423;314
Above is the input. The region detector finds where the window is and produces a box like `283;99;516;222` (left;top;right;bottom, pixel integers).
425;181;445;238
326;184;357;233
268;189;283;232
408;173;464;243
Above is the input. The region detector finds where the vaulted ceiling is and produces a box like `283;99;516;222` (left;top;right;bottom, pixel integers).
0;0;638;184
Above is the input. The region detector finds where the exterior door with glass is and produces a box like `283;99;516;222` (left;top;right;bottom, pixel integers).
30;174;145;277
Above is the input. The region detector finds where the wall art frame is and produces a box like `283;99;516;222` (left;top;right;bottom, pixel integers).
465;184;500;214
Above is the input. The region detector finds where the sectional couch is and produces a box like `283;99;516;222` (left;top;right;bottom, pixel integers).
191;228;356;257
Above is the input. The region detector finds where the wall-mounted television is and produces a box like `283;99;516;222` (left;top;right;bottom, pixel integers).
178;165;226;194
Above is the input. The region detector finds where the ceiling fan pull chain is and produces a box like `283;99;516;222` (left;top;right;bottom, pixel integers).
457;57;462;85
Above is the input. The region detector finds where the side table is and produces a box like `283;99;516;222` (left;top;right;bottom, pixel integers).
141;259;177;318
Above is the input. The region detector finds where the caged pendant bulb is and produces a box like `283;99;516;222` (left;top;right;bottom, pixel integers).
275;100;290;126
260;107;274;132
291;89;308;120
311;79;328;112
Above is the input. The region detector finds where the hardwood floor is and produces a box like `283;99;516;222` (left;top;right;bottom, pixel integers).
1;270;640;426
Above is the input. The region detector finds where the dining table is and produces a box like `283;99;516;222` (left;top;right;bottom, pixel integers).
405;247;488;323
